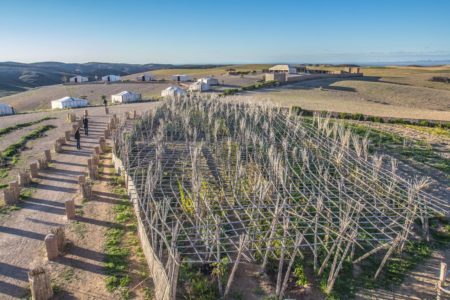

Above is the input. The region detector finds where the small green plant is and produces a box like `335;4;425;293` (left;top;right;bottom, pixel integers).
19;188;33;199
293;264;308;287
178;180;194;214
143;287;154;300
179;261;219;300
0;168;8;178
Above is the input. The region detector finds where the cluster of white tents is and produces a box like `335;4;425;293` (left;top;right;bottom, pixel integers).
188;77;219;92
162;76;219;97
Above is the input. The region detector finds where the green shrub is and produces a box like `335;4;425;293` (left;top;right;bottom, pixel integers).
293;264;308;287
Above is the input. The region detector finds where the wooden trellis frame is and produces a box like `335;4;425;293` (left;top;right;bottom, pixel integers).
111;96;449;296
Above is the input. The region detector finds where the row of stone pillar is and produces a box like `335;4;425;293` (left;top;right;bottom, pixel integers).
2;150;52;205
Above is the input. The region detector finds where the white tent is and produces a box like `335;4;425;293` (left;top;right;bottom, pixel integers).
198;77;219;85
137;73;155;81
161;86;187;98
69;75;89;83
51;96;89;110
101;75;121;82
188;81;210;92
171;74;192;82
0;103;14;116
269;64;297;74
111;91;142;104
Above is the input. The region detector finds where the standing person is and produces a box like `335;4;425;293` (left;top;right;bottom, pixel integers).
102;96;108;114
75;127;81;149
83;116;89;136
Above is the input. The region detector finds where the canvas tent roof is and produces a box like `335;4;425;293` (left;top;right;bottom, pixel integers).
113;91;132;96
0;103;14;115
51;96;88;109
52;96;84;103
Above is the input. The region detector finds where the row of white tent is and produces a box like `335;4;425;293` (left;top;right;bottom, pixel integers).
51;90;142;110
69;74;122;83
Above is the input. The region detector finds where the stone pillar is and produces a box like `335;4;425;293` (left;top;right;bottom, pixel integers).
65;130;71;142
54;140;62;153
50;227;65;252
104;129;110;139
37;158;48;170
133;110;137;119
30;163;38;178
94;146;100;155
99;137;106;152
2;188;14;205
18;171;31;187
78;175;85;184
44;150;51;162
44;234;58;260
28;267;53;300
9;181;20;202
80;181;92;200
59;136;66;146
65;199;75;220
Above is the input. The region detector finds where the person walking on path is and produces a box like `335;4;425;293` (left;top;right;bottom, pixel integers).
83;116;89;136
75;127;81;149
102;96;108;114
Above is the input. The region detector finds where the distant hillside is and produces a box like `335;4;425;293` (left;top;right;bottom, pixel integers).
0;62;222;98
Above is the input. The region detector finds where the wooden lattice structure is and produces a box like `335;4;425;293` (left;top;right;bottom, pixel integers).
112;96;449;296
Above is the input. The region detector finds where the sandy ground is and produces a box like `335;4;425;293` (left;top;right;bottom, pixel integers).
357;248;450;300
242;77;450;121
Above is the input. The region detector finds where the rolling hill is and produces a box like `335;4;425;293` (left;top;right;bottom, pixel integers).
0;62;222;98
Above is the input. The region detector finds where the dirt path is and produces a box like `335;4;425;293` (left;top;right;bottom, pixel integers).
0;113;109;299
49;150;119;299
357;248;450;300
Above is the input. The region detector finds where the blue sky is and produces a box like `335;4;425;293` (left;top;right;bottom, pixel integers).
0;0;449;64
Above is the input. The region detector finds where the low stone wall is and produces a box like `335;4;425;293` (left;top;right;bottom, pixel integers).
111;153;176;300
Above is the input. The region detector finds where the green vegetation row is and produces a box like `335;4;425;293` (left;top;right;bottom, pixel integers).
0;116;55;138
348;123;450;177
104;163;151;299
1;125;56;162
292;106;450;129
